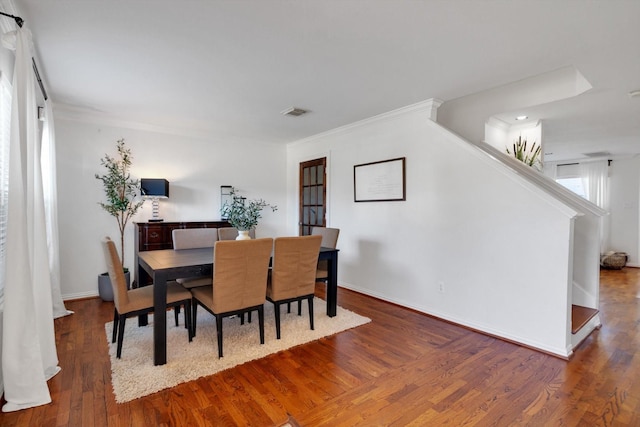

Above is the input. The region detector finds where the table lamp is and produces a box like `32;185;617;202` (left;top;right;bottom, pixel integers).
141;178;169;222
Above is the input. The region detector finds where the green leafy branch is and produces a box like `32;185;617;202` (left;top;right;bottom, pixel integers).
221;188;277;231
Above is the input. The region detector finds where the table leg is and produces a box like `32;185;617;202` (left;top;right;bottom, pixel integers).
153;271;168;365
326;251;338;317
137;263;149;326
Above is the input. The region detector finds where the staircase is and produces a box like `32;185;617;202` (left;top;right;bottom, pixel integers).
571;305;599;334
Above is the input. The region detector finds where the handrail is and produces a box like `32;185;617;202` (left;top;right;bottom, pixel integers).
474;142;608;218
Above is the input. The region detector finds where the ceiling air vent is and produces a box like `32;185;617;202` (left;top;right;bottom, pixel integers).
281;107;308;117
583;151;610;158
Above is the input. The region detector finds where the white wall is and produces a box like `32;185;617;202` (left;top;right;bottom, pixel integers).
609;156;640;266
55;118;288;299
287;104;579;357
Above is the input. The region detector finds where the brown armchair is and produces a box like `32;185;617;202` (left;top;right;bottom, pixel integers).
102;237;192;359
190;238;273;358
267;235;322;339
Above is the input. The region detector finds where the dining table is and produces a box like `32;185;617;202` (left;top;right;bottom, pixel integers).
137;245;339;366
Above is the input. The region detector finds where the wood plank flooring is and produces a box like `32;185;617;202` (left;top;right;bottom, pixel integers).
1;268;639;426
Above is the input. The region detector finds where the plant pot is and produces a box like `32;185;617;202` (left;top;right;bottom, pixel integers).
98;271;131;301
236;230;252;240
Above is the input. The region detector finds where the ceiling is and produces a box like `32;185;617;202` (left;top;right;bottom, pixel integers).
6;0;640;162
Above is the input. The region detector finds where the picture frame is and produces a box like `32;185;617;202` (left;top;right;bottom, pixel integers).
354;157;406;202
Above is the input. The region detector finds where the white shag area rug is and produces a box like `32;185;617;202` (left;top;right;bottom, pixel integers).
105;298;370;402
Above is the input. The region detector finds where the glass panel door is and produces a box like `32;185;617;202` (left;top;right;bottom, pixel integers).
299;158;327;235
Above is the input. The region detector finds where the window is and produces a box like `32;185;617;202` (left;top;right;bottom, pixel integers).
556;177;587;199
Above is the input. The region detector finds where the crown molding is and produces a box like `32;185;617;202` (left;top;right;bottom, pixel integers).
290;98;444;147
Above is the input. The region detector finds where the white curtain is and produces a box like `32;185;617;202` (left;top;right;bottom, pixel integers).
1;27;60;412
580;160;610;252
543;162;558;180
41;99;71;319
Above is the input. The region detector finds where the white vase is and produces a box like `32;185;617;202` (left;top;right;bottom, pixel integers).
236;230;251;240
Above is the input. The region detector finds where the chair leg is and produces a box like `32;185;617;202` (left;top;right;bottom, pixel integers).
297;300;302;316
215;315;224;358
192;299;198;338
116;315;126;359
185;301;193;342
174;305;180;327
287;302;291;313
308;296;314;330
258;306;265;344
274;302;281;340
112;308;119;343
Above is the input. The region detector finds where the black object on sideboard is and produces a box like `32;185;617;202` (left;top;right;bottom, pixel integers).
134;221;230;287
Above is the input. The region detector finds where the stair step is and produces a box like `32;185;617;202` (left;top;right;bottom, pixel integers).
571;305;599;334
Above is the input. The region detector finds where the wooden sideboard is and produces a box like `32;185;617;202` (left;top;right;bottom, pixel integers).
134;220;229;286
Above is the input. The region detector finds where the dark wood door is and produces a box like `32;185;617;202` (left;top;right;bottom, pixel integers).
299;158;327;235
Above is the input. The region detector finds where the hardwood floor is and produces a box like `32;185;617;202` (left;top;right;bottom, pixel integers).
1;268;639;426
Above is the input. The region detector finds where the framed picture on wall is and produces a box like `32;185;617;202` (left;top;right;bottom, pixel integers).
354;157;406;202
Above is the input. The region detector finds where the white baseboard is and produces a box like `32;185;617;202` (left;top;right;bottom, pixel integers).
62;290;99;301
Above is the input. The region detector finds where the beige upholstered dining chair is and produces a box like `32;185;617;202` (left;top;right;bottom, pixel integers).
267;235;322;339
102;237;192;359
217;227;256;240
190;238;273;358
172;228;218;249
171;228;218;289
311;226;340;281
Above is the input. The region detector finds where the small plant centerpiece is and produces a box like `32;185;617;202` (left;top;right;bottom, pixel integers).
506;135;542;170
95;139;144;269
221;189;277;239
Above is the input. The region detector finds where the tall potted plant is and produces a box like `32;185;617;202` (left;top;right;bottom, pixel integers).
506;135;542;170
95;139;144;300
221;189;277;239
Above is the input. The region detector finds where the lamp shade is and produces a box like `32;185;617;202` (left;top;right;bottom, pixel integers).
141;178;169;198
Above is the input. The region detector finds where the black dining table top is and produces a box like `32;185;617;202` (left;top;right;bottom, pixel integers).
138;246;338;270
